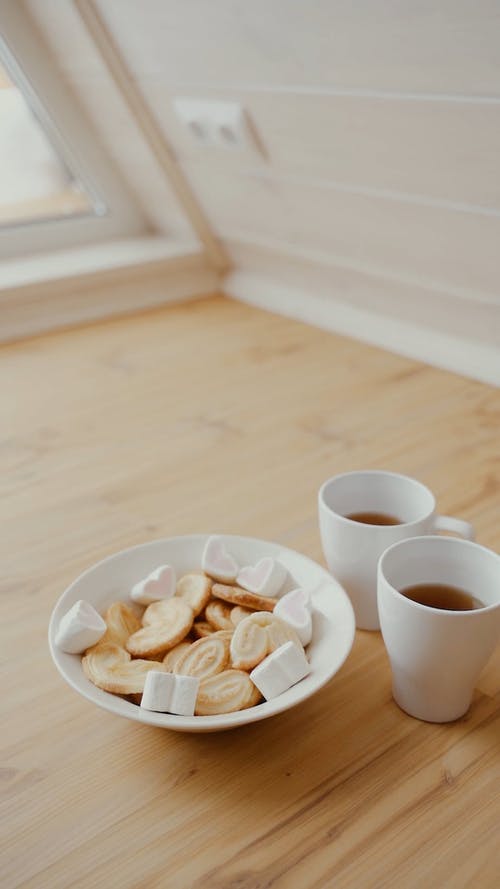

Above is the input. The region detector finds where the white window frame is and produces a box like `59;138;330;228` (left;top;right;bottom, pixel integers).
0;0;147;260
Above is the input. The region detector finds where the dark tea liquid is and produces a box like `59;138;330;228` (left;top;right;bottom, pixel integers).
401;583;484;611
346;511;402;526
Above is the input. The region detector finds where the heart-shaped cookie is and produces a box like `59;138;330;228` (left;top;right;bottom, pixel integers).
212;583;277;612
162;640;192;671
102;602;142;647
192;620;215;639
174;633;230;680
131;565;176;606
205;599;234;631
195;669;261;715
230;612;302;670
175;573;212;616
274;589;313;646
126;599;194;658
82;642;168;694
142;598;175;626
266;616;303;653
229;612;271;670
230;605;253;626
237;557;287;598
202;536;239;583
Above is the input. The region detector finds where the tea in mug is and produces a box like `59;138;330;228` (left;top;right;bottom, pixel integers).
346;511;402;526
400;583;484;612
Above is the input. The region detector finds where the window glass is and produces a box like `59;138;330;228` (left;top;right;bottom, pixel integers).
0;57;101;228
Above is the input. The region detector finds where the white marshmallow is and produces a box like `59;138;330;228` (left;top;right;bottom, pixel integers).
131;564;176;605
202;536;239;583
250;641;310;700
170;674;199;717
140;671;199;717
141;671;176;712
274;588;313;646
237;557;287;598
55;599;107;654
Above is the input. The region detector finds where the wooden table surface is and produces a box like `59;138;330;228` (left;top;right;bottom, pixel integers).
1;295;499;889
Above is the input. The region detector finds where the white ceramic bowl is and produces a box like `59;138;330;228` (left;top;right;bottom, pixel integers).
49;534;355;732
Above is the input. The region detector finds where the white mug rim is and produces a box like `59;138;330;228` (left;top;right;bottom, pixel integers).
378;535;500;617
318;469;436;530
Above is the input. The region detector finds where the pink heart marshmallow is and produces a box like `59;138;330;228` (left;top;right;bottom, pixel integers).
236;557;287;598
130;564;177;606
274;588;313;646
202;536;239;583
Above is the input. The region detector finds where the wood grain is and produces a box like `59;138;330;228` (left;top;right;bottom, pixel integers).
0;295;499;889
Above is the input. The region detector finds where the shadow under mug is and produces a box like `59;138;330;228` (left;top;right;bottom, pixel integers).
378;536;500;722
318;470;474;630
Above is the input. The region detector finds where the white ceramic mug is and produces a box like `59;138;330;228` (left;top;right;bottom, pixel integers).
378;536;500;723
318;470;474;630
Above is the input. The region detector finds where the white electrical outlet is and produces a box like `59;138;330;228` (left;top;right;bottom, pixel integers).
173;98;263;159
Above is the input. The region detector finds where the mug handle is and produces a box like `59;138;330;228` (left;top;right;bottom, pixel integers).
432;514;475;540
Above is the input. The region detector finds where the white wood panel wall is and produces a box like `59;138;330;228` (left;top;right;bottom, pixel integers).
179;165;500;301
22;1;500;381
95;0;500;96
148;87;500;212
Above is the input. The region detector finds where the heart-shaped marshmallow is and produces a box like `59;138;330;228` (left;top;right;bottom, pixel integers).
140;670;199;716
202;536;239;583
250;641;310;700
130;564;176;606
236;557;287;598
55;599;107;654
273;588;312;646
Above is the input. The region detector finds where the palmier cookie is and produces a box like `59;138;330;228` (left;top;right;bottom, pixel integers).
266;616;302;654
230;612;301;671
142;597;186;627
82;642;168;695
192;626;233;642
126;599;193;658
162;640;192;671
174;633;230;680
212;583;277;612
230;606;253;626
211;630;234;642
192;621;215;639
195;670;261;715
102;602;142;646
175;573;212;616
205;599;234;631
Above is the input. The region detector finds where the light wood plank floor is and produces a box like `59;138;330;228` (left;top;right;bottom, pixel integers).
1;295;499;888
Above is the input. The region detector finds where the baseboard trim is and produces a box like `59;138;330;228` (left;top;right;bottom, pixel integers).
0;239;219;341
224;256;500;386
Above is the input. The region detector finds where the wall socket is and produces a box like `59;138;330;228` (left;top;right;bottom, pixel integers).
173;98;263;158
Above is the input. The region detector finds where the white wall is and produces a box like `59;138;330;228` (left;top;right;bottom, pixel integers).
23;1;500;381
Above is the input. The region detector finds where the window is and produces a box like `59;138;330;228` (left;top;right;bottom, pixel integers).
0;2;145;260
0;56;101;228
